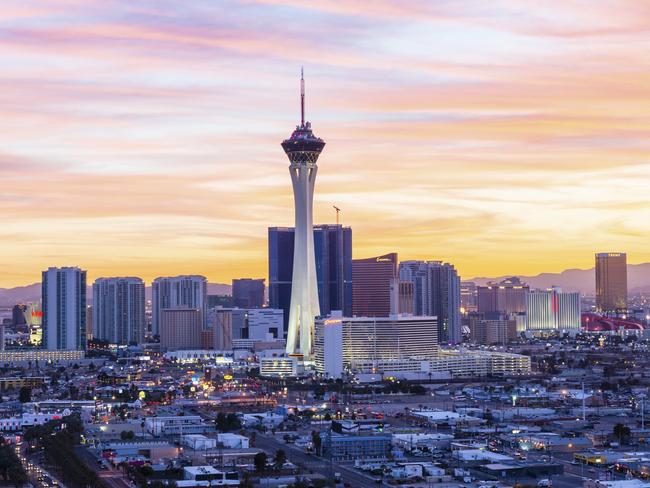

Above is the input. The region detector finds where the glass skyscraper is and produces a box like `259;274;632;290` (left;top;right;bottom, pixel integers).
351;253;398;318
232;278;265;308
595;252;627;312
42;267;87;351
399;260;462;344
93;277;145;345
268;224;352;334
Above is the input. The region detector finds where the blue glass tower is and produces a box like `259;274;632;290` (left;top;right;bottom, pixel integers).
268;224;352;336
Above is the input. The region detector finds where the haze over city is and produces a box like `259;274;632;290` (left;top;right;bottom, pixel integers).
2;0;649;287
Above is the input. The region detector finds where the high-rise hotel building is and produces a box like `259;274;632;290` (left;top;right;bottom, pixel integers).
595;252;627;312
152;275;207;336
42;267;87;351
352;253;398;317
159;309;202;351
92;277;145;345
314;315;439;377
525;287;581;332
477;277;529;315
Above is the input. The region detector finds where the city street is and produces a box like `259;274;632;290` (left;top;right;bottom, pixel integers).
16;443;66;488
255;432;392;488
75;445;133;488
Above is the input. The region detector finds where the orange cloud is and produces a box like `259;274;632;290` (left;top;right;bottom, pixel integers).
0;0;649;287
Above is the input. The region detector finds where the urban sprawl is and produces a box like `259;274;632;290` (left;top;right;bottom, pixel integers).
0;83;647;488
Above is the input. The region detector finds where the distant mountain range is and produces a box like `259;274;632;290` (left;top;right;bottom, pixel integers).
0;283;231;307
471;263;650;295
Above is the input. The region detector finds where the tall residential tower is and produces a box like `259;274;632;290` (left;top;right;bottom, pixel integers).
93;277;145;345
399;260;462;343
152;275;207;336
42;267;87;350
282;71;325;359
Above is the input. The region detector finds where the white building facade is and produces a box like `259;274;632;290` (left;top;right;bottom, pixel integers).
314;315;439;378
313;313;344;378
525;287;581;332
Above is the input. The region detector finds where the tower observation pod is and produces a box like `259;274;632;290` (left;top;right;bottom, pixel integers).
281;69;325;359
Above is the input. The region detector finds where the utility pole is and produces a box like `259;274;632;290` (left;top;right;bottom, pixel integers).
642;398;645;430
333;205;340;225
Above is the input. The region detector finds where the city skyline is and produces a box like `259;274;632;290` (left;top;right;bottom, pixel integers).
1;1;650;287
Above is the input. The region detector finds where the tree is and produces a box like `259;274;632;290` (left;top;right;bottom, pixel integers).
120;430;135;441
0;445;27;485
216;412;241;432
485;409;494;426
311;431;322;456
216;412;227;431
240;473;254;488
410;384;426;395
226;413;241;431
7;464;28;488
613;423;631;445
18;387;31;403
253;452;267;474
274;449;287;470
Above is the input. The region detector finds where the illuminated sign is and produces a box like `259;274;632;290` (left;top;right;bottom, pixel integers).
323;319;342;326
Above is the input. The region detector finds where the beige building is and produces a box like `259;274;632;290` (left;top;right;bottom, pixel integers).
595;252;627;312
477;277;528;315
207;308;233;350
467;314;517;345
160;308;202;351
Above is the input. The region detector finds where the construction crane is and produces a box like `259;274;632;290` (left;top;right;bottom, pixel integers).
333;205;341;225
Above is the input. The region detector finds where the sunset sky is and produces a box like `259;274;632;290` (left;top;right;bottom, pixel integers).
1;0;649;287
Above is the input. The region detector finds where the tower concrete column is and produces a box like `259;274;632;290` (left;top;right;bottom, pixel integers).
281;71;325;359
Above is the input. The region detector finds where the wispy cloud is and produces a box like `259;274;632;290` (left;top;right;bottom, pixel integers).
0;0;649;286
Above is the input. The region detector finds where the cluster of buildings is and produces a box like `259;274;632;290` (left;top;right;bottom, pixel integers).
2;79;650;488
0;80;640;384
0;231;639;384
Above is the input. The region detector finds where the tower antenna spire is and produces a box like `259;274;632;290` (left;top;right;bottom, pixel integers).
300;67;305;127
